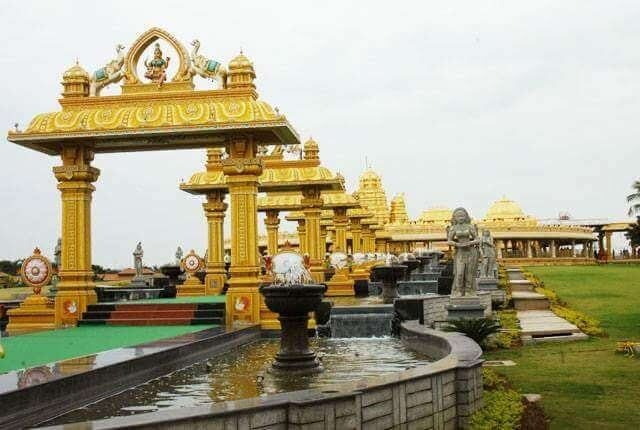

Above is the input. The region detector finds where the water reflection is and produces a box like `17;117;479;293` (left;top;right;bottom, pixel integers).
44;338;430;426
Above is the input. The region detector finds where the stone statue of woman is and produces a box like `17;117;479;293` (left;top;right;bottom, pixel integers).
54;238;62;267
479;229;498;279
133;242;144;278
447;207;479;298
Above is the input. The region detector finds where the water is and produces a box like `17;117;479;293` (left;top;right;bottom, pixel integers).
329;313;393;337
42;338;430;426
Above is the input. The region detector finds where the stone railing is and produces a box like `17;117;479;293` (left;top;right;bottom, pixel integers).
42;324;484;430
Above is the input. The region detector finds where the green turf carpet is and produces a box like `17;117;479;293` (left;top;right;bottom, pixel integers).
0;324;216;374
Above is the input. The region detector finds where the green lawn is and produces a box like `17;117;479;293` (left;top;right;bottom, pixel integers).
0;325;216;374
486;265;640;429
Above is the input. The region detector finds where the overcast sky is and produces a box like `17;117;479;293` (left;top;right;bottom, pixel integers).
1;1;638;267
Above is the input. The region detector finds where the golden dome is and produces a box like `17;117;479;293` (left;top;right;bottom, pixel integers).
304;137;318;150
227;52;256;90
303;137;319;160
484;196;532;222
229;52;253;69
418;206;452;225
62;61;89;81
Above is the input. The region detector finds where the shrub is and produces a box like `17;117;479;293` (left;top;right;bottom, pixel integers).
551;305;606;337
443;318;501;348
469;389;524;430
491;310;522;349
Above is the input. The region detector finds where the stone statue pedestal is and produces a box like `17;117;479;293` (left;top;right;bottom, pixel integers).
446;296;486;321
128;275;148;289
477;278;498;290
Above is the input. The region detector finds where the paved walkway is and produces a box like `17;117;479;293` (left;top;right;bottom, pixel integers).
507;267;586;342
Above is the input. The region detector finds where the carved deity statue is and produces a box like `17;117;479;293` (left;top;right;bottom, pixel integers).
144;43;170;86
175;246;183;265
54;238;62;267
479;229;498;279
447;207;479;298
133;242;144;277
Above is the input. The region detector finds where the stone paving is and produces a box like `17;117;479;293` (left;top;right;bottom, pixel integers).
507;267;587;343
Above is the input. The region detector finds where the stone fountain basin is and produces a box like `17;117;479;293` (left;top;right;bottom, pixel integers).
259;284;326;315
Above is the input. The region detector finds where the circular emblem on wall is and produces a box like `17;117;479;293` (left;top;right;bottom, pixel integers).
181;250;203;275
21;247;53;294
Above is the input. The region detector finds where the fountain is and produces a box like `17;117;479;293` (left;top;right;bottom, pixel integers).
371;255;406;304
259;252;325;375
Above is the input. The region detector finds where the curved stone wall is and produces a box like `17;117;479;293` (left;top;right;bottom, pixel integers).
41;325;484;430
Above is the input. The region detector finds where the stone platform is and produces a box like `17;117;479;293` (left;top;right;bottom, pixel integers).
507;267;587;343
518;310;588;344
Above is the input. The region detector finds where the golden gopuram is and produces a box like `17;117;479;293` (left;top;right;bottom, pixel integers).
7;28;302;327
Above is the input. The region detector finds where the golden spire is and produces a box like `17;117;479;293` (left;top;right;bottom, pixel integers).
354;168;389;227
389;193;409;224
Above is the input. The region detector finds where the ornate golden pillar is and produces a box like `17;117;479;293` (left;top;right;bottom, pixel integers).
222;138;263;325
551;240;557;258
264;210;280;256
296;219;306;254
526;240;533;258
350;218;363;254
301;186;324;283
332;208;348;253
203;191;227;295
361;225;372;253
53;146;100;327
320;224;328;255
605;231;613;259
571;240;577;258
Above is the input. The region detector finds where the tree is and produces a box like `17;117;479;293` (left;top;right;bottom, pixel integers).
627;180;640;217
0;260;21;276
625;216;640;257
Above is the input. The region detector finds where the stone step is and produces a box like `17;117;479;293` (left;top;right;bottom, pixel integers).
78;317;223;326
511;283;534;292
517;310;582;338
512;292;549;311
81;309;224;320
88;302;224;311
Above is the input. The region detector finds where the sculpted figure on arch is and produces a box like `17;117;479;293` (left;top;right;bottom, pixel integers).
447;207;479;298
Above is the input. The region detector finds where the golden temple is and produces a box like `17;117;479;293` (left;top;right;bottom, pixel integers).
5;27;607;335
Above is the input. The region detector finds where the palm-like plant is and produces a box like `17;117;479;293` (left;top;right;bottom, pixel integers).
443;317;501;348
627;180;640;217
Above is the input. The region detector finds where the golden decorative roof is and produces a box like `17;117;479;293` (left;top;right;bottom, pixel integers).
389;193;409;224
258;189;359;211
8;28;300;154
418;206;452;225
62;62;90;81
484;196;537;225
182;164;343;194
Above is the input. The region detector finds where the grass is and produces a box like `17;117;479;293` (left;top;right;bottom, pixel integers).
485;265;640;429
0;325;216;374
0;286;51;300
